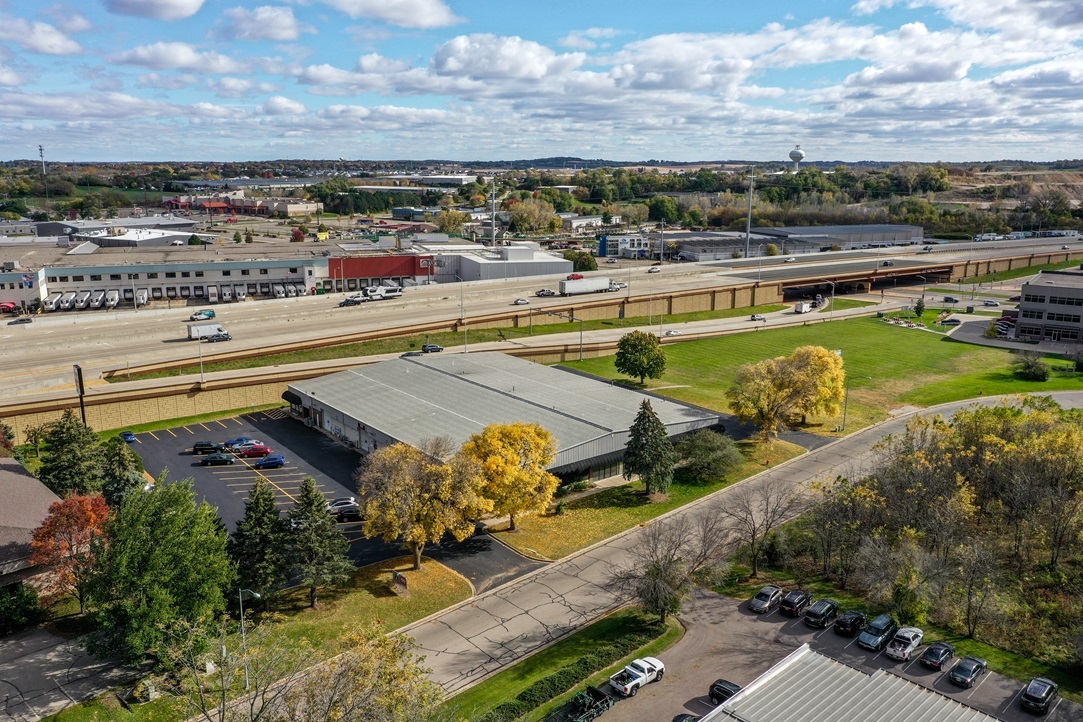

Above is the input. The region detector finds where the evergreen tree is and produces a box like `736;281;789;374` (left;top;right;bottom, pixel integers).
623;400;677;495
289;477;353;608
38;410;103;496
229;478;290;608
99;437;143;507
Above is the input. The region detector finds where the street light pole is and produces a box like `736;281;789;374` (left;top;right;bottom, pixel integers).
238;588;261;689
827;280;836;321
198;339;205;383
916;275;926;299
744;166;755;259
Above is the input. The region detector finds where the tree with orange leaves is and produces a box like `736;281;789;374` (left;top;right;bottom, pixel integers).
30;495;110;614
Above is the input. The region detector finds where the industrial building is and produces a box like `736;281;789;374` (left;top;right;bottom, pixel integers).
1016;269;1083;342
757;224;924;249
283;352;722;479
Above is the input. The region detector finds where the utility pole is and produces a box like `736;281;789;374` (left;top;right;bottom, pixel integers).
744;167;755;259
490;176;497;248
39;145;50;210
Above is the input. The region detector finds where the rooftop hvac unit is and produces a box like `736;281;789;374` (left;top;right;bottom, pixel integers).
1;260;18;271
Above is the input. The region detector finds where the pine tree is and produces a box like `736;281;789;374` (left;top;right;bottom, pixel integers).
289;477;353;608
623;400;677;495
100;437;143;507
229;478;290;609
38;410;103;496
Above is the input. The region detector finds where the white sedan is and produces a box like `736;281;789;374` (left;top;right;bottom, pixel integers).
647;266;661;273
513;298;530;305
784;257;797;263
664;330;682;336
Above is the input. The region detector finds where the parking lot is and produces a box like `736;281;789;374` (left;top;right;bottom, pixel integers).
130;409;545;587
603;589;1078;722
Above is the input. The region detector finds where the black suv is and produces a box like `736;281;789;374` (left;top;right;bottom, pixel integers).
1020;677;1059;714
834;610;868;636
779;589;812;617
804;599;840;628
193;441;226;455
857;614;899;651
709;679;742;706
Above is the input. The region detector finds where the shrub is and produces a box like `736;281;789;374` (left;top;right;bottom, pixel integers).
0;584;44;636
1011;351;1050;381
677;430;743;483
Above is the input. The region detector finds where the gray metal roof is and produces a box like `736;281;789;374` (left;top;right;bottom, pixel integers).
758;224;922;237
706;645;999;722
288;352;719;468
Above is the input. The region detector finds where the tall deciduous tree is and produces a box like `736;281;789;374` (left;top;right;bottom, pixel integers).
462;423;559;532
30;495;110;614
614;330;667;385
99;436;143;508
435;209;466;234
38;410;103;496
289;477;353;608
356;438;485;571
229;478;290;608
88;481;234;663
508;198;556;232
716;478;802;577
623;400;677;495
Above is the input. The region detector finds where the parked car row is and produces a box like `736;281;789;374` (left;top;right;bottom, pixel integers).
748;586;1061;714
192;437;272;457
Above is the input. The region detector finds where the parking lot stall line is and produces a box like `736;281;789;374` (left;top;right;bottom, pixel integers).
182;426;195;434
148;431;159;440
165;429;177;437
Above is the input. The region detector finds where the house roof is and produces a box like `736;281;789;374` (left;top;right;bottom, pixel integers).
0;457;60;576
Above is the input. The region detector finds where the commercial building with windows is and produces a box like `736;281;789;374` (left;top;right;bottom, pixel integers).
284;352;721;479
1016;270;1083;342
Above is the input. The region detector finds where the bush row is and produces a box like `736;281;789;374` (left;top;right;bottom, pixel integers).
478;621;665;722
0;585;44;636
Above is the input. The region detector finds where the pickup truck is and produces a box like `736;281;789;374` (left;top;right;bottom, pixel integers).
609;657;664;697
884;626;924;661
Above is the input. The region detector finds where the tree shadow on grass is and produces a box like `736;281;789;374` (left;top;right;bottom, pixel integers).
570;485;652;510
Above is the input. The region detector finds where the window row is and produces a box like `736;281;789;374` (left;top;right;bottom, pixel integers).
46;268;294;283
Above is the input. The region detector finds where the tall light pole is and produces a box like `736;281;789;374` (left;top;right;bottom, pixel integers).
915;275;926;300
744;167;755;259
198;339;205;383
39;145;49;210
757;243;765;282
826;280;836;321
238;588;261;689
455;274;467;352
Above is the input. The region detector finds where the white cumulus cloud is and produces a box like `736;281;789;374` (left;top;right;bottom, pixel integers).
110;42;244;73
0;65;22;85
432;34;584;81
104;0;207;21
209;77;279;97
559;27;620;50
219;6;312;41
138;72;198;90
317;0;461;29
0;16;81;55
260;96;307;114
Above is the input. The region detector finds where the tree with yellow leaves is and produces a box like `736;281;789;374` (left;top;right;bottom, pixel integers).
356;437;486;571
726;345;845;437
462;422;559;531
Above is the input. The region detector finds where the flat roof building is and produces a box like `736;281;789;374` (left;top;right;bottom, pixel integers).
1016;269;1083;343
285;352;721;478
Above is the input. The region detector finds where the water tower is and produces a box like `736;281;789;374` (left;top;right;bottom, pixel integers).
789;145;805;172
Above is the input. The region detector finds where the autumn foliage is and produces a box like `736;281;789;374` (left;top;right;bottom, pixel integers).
30;495;110;613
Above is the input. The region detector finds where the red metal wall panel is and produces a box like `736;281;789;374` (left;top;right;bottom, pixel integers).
330;256;429;278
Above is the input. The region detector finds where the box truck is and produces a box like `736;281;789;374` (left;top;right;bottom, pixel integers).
187;322;226;340
558;278;616;296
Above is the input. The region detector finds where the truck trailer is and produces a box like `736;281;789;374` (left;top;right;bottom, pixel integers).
794;301;814;314
558;278;616;296
187;322;227;340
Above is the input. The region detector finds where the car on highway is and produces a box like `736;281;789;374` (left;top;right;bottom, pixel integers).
1009;295;1021;302
647;266;661;273
749;585;784;614
7;317;32;325
567;273;584;280
884;626;924;661
944;296;959;303
252;454;286;469
1020;677;1059;714
512;298;530;305
857;614;899;651
919;641;955;670
193;441;227;455
750;314;766;321
190;309;215;321
882;260;895;266
237;444;272;458
422;343;443;353
779;589;813;617
606;258;618;264
536;288;556;297
612;281;627;289
338;298;361;307
834;610;868;636
784;257;797;263
709;679;742;706
205;332;232;342
200;452;236;466
983;300;1000;307
803;599;840;628
120;431;136;443
663;330;682;336
1062;245;1071;250
948;656;987;688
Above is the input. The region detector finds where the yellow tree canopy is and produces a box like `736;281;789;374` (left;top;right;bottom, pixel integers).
462;422;559;531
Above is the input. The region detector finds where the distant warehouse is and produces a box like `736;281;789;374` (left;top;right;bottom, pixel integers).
283;352;721;480
757;224;924;250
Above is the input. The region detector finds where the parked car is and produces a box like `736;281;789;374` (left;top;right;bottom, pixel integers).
401;351;424;357
253;454;286;469
1020;677;1059;714
941;318;962;326
608;657;664;697
647;266;661;273
779;589;813;617
536;288;556;297
834;610;868;636
201;453;236;466
750;314;766;321
857;614;899;651
512;298;530;305
193;441;227;455
804;599;840;628
949;657;987;687
884;626;924;661
7;317;31;325
422;343;443;353
749;585;784;614
338;298;361;307
229;439;265;451
120;431;136;443
330;501;361;521
919;641;956;670
709;679;742;706
205;332;232;342
567;273;584;280
983;300;1000;307
326;497;357;514
237;444;272;458
224;436;255;448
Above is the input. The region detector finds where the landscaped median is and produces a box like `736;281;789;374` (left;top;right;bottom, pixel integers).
489;438;806;561
43;557;473;722
441;608;683;722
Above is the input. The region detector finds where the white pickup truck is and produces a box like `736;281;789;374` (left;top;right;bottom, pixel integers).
608;657;664;697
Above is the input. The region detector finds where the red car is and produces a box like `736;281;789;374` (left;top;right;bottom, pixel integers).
567;273;584;280
238;445;272;458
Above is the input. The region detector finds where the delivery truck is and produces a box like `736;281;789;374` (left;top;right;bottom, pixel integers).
187;322;227;340
794;301;814;314
558;277;617;296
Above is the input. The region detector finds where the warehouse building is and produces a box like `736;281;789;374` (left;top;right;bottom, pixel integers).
1016;269;1083;342
757;224;923;250
284;352;721;479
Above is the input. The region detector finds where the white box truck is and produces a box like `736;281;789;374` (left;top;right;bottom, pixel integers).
559;277;615;296
187;322;226;340
794;301;814;314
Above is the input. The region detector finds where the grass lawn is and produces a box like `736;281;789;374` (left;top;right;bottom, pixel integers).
443;608;683;722
715;569;1082;704
110;304;787;382
491;439;805;560
823;298;875;311
562;317;1083;434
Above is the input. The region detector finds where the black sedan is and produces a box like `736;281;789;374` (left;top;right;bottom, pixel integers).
200;452;236;466
1020;677;1059;714
779;589;812;617
804;599;840;628
919;641;955;670
834;610;868;636
949;657;987;688
7;317;32;325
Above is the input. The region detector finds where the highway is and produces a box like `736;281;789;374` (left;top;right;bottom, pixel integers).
0;239;1074;396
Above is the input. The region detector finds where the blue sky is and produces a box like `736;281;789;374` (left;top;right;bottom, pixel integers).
0;0;1081;162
